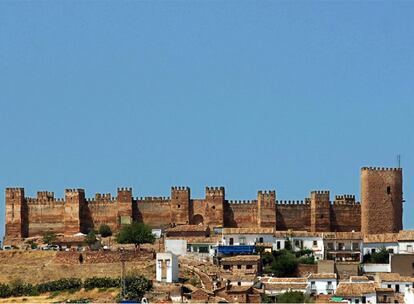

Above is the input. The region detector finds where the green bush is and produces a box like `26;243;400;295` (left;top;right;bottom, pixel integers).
9;280;38;297
123;275;152;301
276;291;305;303
37;278;82;293
83;277;120;290
0;283;11;298
98;224;113;238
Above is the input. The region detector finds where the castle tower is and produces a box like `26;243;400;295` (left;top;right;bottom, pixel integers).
170;187;191;225
257;190;276;228
64;189;85;235
117;187;133;226
5;188;28;242
361;167;403;235
203;187;225;227
310;190;331;232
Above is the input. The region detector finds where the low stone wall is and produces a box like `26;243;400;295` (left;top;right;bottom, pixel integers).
53;250;153;264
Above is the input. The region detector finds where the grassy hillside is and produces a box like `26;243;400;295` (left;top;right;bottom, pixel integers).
0;251;155;284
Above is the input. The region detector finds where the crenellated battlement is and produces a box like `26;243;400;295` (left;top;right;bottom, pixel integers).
26;197;65;204
361;167;402;171
228;199;257;205
311;190;330;195
276;200;309;205
117;187;132;192
205;186;225;196
171;186;189;191
258;190;276;195
37;191;55;200
138;196;170;201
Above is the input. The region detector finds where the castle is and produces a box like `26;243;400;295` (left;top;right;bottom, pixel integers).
4;167;403;243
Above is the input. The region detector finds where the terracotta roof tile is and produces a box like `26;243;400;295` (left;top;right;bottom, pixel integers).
166;224;209;232
398;230;414;241
264;283;309;290
221;255;260;263
263;277;307;284
308;273;337;279
377;273;414;283
363;233;398;243
222;228;275;235
335;282;378;297
350;276;370;282
323;232;362;240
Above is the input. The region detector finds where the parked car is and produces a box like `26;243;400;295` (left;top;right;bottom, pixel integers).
2;245;12;250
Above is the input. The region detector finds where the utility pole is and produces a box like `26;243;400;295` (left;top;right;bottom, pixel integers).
120;252;126;300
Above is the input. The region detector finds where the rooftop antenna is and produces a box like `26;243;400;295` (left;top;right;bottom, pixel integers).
397;154;401;168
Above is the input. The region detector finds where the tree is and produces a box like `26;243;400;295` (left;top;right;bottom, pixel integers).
271;251;298;277
98;224;112;238
370;247;390;264
116;222;155;250
276;291;305;303
42;232;57;244
85;231;97;247
124;275;152;301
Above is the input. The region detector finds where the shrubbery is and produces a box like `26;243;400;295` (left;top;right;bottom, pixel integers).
0;283;12;298
37;278;82;293
83;277;120;290
0;275;151;299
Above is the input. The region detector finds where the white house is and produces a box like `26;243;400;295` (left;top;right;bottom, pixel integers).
273;231;289;251
376;273;414;294
290;231;324;260
362;233;399;255
165;239;187;256
323;232;362;262
405;287;414;304
156;252;179;283
307;273;337;295
221;227;275;246
398;230;414;254
335;282;377;304
261;277;310;296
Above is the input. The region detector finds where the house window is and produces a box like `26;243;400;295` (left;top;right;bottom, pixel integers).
177;204;181;208
355;299;359;304
223;265;230;270
407;245;413;252
387;186;391;194
388;248;394;253
238;282;241;286
362;296;366;303
239;237;246;245
352;243;359;250
246;265;252;269
388;284;392;288
277;241;281;250
372;248;376;253
327;242;334;250
313;240;317;246
259;237;264;243
237;265;242;269
295;240;300;247
396;284;400;292
229;238;234;245
212;206;215;209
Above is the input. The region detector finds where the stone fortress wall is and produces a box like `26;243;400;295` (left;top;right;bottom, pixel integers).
4;167;403;242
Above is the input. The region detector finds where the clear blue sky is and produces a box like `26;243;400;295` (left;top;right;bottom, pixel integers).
1;1;413;238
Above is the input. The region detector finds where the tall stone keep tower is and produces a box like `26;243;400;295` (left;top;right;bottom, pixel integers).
257;190;276;228
310;191;331;232
170;187;191;225
64;189;85;235
5;188;28;242
361;167;403;235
